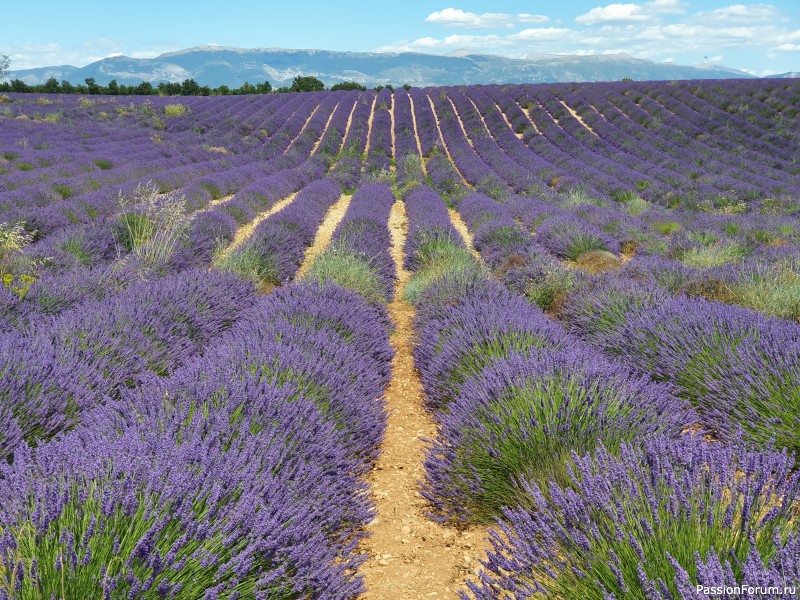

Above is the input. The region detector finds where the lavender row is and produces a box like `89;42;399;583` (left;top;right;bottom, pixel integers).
363;87;392;177
1;280;392;597
563;277;800;455
219;178;341;286
0;268;256;461
468;435;800;598
402;185;465;270
409;270;693;524
309;182;396;302
330;91;373;191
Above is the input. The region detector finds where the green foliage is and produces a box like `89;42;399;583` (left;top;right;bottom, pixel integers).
113;182;194;268
52;183;74;199
215;246;279;288
404;239;483;305
164;103;187;117
726;259;800;322
93;158;113;170
442;332;552;404
290;76;325;93
521;267;577;312
561;187;606;208
330;81;367;92
0;221;34;275
450;372;654;522
306;245;386;304
679;243;747;268
651;220;681;235
564;234;613;262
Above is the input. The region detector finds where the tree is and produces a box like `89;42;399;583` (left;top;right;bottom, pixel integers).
330;81;366;92
181;78;200;95
239;81;256;95
42;77;60;93
290;76;325;93
157;81;181;95
255;81;272;94
60;80;74;94
0;55;10;81
107;79;119;95
85;78;101;94
135;81;154;95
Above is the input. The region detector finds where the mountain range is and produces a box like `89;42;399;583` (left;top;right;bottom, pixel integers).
8;46;759;88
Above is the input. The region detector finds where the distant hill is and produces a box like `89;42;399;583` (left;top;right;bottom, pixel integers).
7;46;755;88
766;72;800;79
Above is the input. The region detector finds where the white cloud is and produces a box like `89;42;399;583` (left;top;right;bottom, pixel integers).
695;4;783;24
424;8;549;30
772;43;800;52
576;0;686;25
5;40;180;71
510;28;576;41
518;14;549;25
576;4;651;25
425;8;515;29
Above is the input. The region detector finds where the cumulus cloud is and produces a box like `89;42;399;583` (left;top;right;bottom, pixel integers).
518;14;550;25
772;43;800;52
5;40;178;70
575;0;686;25
424;8;548;30
695;4;783;24
425;8;515;29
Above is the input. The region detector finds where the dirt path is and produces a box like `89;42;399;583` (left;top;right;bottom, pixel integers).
203;193;234;210
285;103;321;153
425;94;470;187
557;99;599;137
295;193;351;278
514;100;543;135
310;101;340;155
390;92;396;167
215;192;298;261
360;200;489;599
448;208;483;264
364;93;379;158
446;96;475;149
340;97;359;150
407;92;428;177
491;99;524;139
464;95;493;141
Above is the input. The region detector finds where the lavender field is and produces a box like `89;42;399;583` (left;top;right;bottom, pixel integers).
1;79;799;598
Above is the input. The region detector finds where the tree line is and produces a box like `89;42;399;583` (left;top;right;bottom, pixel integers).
0;73;409;97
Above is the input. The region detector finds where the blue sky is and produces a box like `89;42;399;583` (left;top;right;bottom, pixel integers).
5;1;800;75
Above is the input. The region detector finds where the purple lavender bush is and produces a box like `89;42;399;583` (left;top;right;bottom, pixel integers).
414;275;574;411
535;214;622;260
0;332;101;462
603;295;800;455
46;269;255;399
0;372;372;598
466;435;800;599
423;347;696;523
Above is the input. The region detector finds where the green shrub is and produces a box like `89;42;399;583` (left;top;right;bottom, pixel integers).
113;182;193;268
164;103;187;116
216;246;279;288
306;246;386;304
651;220;681;235
404;240;482;305
679;243;747;268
